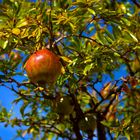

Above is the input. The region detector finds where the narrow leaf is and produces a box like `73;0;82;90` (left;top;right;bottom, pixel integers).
3;40;8;49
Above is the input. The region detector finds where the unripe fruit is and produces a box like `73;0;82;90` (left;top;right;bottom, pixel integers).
56;96;74;115
24;49;62;84
79;114;96;133
9;51;21;68
131;58;140;73
0;54;6;60
10;51;21;61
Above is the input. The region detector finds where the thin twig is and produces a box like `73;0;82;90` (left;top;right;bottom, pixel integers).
132;0;140;8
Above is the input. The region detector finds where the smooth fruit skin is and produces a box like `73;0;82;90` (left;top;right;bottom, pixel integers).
56;96;74;115
25;49;62;84
0;54;6;60
131;58;140;73
10;51;21;61
79;114;96;133
9;51;21;68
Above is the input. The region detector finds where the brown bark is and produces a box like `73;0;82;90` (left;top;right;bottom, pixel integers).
97;113;106;140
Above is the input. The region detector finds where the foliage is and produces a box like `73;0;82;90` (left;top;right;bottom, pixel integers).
0;0;140;139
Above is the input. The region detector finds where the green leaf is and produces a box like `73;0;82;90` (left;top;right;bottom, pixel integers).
127;31;138;42
4;42;9;49
122;17;131;26
36;28;42;42
105;29;114;41
83;63;93;75
60;56;72;63
72;2;86;7
16;18;28;28
20;28;29;38
27;126;36;134
12;97;23;104
0;75;6;79
114;52;121;57
96;32;108;45
112;25;122;39
88;8;96;15
122;117;131;128
20;102;29;117
0;16;9;29
104;35;113;44
12;28;21;35
48;133;54;140
101;120;112;127
125;132;131;140
123;30;138;42
0;40;9;49
2;107;8;116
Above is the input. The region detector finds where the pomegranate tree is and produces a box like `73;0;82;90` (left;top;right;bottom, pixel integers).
24;49;62;84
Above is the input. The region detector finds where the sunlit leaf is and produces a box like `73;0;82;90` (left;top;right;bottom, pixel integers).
60;56;72;63
1;40;8;49
122;17;131;26
16;18;28;28
83;63;93;75
88;8;96;15
124;132;131;140
112;25;122;39
22;130;27;137
20;28;29;38
12;28;21;35
123;30;138;42
96;32;108;45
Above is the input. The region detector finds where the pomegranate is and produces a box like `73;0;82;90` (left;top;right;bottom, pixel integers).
10;51;21;61
55;96;74;115
24;49;62;84
9;51;21;68
78;114;96;132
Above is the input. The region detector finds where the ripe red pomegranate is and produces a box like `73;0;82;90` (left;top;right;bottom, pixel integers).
24;49;62;84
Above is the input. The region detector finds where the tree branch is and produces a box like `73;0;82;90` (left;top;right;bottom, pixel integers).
97;113;106;140
70;115;83;140
132;0;140;8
